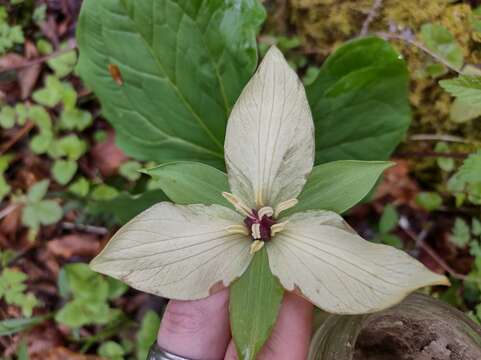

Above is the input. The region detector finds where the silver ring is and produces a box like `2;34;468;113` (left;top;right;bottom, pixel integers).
147;342;197;360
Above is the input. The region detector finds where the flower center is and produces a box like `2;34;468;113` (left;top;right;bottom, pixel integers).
244;208;276;242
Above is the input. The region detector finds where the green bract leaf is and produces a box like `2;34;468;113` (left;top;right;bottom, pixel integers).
230;247;284;360
440;75;481;106
420;23;464;71
89;190;167;224
144;161;229;206
288;160;392;215
77;0;266;168
307;37;410;163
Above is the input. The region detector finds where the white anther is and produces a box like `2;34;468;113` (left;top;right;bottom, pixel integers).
274;198;298;217
222;192;252;217
271;221;289;237
258;206;274;219
250;240;265;254
251;223;261;240
225;225;249;236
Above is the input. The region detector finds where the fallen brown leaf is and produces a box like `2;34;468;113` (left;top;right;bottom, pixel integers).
375;159;419;206
32;347;102;360
47;234;100;259
90;131;128;177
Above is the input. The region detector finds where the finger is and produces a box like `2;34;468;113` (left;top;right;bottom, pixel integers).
224;292;313;360
158;289;231;360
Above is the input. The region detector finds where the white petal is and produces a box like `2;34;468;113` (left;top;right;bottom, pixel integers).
224;46;315;209
90;203;252;300
266;211;449;314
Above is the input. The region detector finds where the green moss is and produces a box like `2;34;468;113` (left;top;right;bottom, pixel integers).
288;0;481;151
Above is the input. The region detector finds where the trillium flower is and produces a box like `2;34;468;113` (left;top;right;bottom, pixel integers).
91;47;449;314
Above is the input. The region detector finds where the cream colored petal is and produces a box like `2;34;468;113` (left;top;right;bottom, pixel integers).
224;46;315;210
90;203;252;300
267;211;449;314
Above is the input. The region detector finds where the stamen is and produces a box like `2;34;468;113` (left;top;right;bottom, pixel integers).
225;225;249;236
258;206;274;219
271;221;288;237
222;192;252;217
250;240;265;254
274;198;298;217
251;223;261;239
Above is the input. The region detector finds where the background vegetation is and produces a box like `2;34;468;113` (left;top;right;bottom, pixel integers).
1;0;481;359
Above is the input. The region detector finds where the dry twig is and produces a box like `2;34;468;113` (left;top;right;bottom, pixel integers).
399;216;477;283
360;0;384;36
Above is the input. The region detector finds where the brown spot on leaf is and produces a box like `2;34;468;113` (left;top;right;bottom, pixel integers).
108;64;123;86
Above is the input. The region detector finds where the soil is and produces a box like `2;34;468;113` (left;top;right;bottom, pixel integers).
353;314;481;360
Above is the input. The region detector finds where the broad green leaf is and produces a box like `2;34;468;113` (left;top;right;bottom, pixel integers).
379;205;399;234
136;310;161;360
307;37;410;163
416;192;443;212
52;160;78;185
287;160;392;215
0;315;49;336
420;23;464;71
230;247;284;360
144;161;229;206
77;0;265;168
440;75;481;106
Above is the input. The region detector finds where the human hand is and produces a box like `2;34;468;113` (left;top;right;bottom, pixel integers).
155;289;313;360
